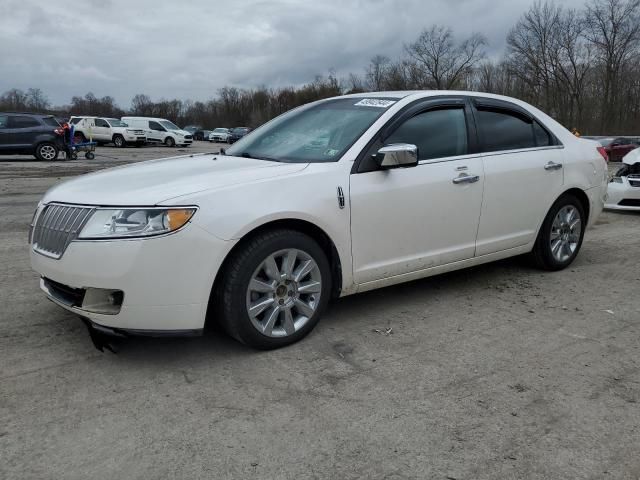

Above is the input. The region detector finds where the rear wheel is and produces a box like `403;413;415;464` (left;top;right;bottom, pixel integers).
35;142;58;161
217;229;331;349
113;134;126;148
532;193;585;270
73;132;86;144
164;137;175;147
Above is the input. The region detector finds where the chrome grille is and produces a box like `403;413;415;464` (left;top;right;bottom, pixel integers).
31;204;94;259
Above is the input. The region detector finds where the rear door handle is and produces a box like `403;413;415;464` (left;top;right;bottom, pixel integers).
452;174;480;184
544;161;563;171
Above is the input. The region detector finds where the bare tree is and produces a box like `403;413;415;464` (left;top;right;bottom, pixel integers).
405;25;487;89
584;0;640;130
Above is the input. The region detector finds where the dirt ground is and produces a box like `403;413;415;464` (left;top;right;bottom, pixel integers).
1;142;639;480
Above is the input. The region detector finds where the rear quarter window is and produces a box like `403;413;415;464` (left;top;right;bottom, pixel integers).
42;117;60;127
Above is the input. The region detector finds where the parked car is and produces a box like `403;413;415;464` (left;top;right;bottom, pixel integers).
605;148;640;210
191;129;211;141
209;128;231;143
183;125;201;135
228;127;251;143
69;116;146;147
29;91;607;351
0;112;64;160
599;137;639;162
121;117;192;147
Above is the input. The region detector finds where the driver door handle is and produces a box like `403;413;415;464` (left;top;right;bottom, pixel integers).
544;161;563;171
452;173;480;185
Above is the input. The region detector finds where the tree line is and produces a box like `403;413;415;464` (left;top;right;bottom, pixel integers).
1;0;638;135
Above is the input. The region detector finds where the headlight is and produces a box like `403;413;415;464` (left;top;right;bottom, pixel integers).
78;207;196;239
610;177;623;183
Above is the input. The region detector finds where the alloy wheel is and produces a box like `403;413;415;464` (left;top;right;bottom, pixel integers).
549;205;582;263
246;248;322;338
39;145;57;160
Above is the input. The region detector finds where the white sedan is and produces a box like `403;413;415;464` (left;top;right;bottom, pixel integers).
209;128;231;143
29;91;608;350
606;148;640;210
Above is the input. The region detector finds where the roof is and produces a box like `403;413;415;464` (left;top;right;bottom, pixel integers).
0;111;55;116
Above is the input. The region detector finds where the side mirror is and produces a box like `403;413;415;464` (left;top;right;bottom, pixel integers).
376;143;419;169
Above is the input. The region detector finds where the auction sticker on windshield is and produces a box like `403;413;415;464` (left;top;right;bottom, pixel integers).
354;99;397;108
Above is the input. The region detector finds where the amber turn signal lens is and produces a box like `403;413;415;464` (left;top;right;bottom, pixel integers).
166;209;195;231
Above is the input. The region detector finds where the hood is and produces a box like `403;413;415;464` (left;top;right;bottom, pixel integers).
622;148;640;165
172;129;191;137
42;154;308;206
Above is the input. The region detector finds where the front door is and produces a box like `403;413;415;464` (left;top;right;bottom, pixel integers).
148;121;166;143
93;118;111;141
350;103;484;285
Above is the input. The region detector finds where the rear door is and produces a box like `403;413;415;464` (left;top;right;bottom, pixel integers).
472;98;565;256
6;115;42;148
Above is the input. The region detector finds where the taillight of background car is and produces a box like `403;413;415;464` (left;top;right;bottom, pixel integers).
597;146;609;162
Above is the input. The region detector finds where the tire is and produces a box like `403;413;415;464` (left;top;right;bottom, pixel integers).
532;193;586;271
165;137;176;147
113;134;126;148
73;132;86;144
35;142;58;161
217;229;332;349
85;152;95;160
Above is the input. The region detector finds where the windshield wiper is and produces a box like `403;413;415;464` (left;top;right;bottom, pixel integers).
239;152;280;162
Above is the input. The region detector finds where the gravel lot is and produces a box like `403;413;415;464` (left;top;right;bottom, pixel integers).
1;143;639;479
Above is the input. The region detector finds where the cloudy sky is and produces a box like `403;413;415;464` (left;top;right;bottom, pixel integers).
0;0;585;108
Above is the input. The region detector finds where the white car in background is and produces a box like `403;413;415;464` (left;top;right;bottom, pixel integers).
121;117;193;147
209;128;231;143
30;91;607;351
606;148;640;210
69;116;146;147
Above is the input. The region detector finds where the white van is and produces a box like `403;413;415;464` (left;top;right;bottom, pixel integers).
69;116;147;147
121;117;193;147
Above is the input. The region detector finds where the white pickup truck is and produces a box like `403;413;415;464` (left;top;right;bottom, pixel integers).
69;116;147;147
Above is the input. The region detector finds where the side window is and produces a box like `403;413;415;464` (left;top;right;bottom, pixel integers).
533;121;551;147
149;121;164;131
0;115;8;129
95;118;109;128
477;108;535;152
385;108;468;161
8;115;41;129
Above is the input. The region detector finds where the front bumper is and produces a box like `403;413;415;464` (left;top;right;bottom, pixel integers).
30;222;233;331
605;179;640;211
125;134;146;143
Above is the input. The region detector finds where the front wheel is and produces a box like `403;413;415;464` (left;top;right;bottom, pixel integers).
164;137;175;147
217;230;331;349
532;194;586;271
113;135;126;148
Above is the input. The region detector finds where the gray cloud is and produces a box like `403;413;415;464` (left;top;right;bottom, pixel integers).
0;0;585;108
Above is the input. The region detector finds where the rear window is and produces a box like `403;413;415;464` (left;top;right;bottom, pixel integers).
42;117;60;127
69;118;82;124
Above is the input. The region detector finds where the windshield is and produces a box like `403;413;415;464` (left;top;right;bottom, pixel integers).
160;120;180;131
226;98;397;163
107;118;128;127
598;138;615;147
214;128;228;133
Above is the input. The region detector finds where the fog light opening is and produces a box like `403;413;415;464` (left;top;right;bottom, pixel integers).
81;288;124;315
